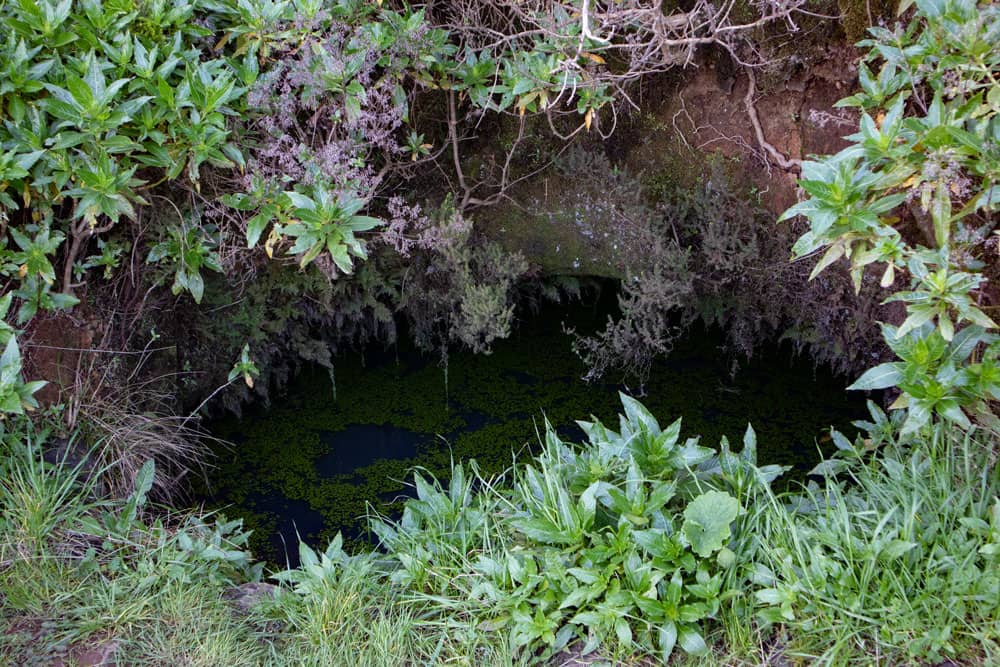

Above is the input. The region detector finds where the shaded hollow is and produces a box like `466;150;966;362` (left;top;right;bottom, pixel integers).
194;294;867;566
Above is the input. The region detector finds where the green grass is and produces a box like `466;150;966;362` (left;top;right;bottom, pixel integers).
1;406;997;666
0;422;521;666
754;424;1000;665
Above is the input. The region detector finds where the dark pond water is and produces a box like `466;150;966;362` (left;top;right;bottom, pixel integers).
196;303;868;566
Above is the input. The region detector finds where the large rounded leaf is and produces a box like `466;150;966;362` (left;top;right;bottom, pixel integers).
682;491;740;557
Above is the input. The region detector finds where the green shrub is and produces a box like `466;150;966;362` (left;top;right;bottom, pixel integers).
370;394;785;663
781;0;1000;434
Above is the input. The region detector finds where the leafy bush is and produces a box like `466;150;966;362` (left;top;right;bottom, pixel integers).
371;394;785;662
782;0;1000;433
0;0;621;420
0;0;254;300
397;203;529;356
767;8;1000;657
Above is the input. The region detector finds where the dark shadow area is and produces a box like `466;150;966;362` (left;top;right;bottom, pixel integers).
194;291;868;566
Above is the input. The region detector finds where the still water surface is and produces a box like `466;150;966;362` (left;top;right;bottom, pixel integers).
198;308;867;565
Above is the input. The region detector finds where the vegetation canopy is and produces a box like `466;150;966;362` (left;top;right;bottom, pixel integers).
0;0;998;664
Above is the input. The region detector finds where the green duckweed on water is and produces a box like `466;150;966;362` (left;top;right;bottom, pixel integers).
195;307;868;565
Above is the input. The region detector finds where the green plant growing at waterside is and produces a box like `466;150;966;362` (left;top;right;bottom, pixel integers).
755;406;1000;663
228;343;260;389
370;393;786;663
199;322;861;561
245;370;994;664
850;322;1000;433
0;340;45;416
3;388;997;664
781;0;1000;434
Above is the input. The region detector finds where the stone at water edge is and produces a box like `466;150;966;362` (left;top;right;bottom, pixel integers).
223;582;279;613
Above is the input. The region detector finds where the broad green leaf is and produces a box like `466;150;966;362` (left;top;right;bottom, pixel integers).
939;312;954;341
896;306;936;339
0;337;22;375
937;400;971;429
620;392;660;434
285;191;316;210
246;209;273;248
682;491;740;557
847;363;903;391
122;458;156;524
678;628;708;655
900;399;932;435
658;621;678;662
944;326;992;365
347;215;382;232
187;270;204;303
882;539;917;559
132;459;155;508
808;458;850;477
614;618;632;646
741;423;757;463
964;307;998;330
755;588;785;605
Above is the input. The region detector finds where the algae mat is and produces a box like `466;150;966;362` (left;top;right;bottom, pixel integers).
198;313;866;565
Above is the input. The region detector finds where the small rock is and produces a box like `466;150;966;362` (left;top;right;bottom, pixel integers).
52;639;119;667
223;582;278;613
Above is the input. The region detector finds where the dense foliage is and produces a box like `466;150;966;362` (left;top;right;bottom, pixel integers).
1;0;999;664
0;0;834;417
782;0;1000;434
2;396;997;664
371;395;783;662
